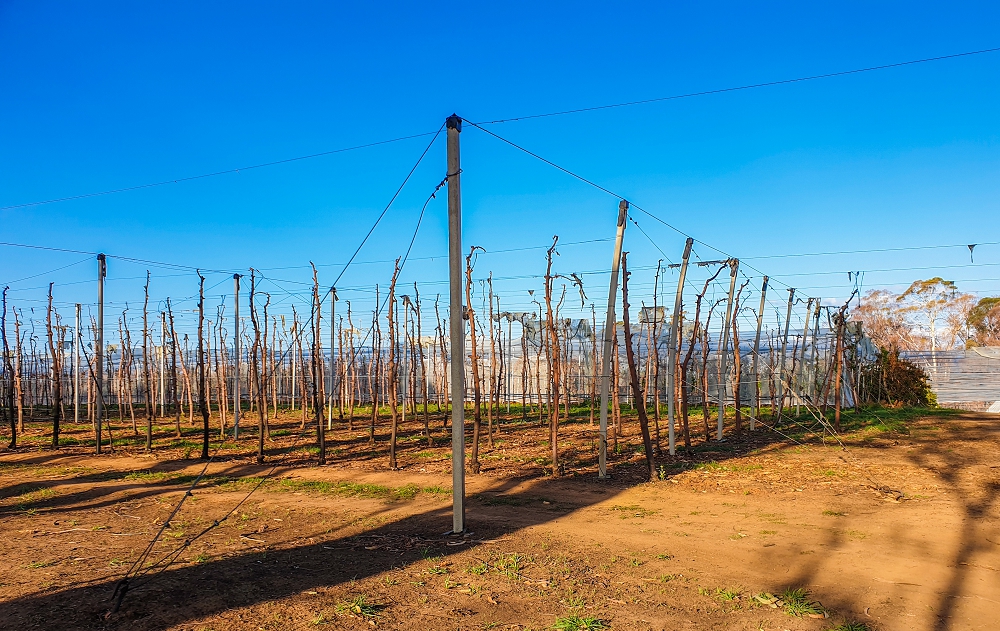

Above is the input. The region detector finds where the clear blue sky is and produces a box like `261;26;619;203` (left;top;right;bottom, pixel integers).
2;2;999;334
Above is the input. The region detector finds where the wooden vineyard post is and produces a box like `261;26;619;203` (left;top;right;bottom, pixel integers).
543;237;561;476
776;288;795;423
167;299;181;437
415;284;432;445
796;298;814;417
160;312;167;417
47;284;61;448
507;311;514;416
810;300;822;401
311;263;326;466
833;306;846;432
486;276;496;448
334;287;343;423
197;271;209;460
142;271;152;451
598;200;628;478
74;303;81;426
716;259;739;440
233;274;240;439
731;280;749;435
96;254;106;453
465;248;483;474
250;270;265;463
798;298;815;409
650;260;662;437
446;113;466;533
387;263;400;470
750;276;767;429
666;238;693;456
13;309;23;435
2;288;14;449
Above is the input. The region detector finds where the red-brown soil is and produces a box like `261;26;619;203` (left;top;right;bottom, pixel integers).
1;409;998;631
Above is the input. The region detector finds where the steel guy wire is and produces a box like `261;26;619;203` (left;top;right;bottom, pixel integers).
0;256;92;286
117;171;449;610
106;139;445;613
742;240;1000;261
463;121;811;306
327;123;444;292
1;130;443;211
472;46;1000;125
253;237;613;272
740;344;898;493
120;204;441;608
8;45;1000;214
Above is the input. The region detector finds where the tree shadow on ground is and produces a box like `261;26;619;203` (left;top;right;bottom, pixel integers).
741;413;1000;631
902;416;1000;631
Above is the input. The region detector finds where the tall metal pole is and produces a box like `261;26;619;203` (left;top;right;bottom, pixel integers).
598;200;628;478
96;254;105;454
446;114;466;534
74;303;81;425
750;276;768;430
716;259;739;440
233;274;241;439
666;238;693;456
776;288;796;422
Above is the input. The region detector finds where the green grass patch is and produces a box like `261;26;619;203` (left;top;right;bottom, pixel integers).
122;470;178;482
210;477;437;501
715;587;740;602
552;616;608;630
779;587;824;617
14;487;57;508
25;560;55;569
828;405;961;436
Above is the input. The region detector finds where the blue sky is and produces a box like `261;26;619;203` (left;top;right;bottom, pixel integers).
1;2;999;334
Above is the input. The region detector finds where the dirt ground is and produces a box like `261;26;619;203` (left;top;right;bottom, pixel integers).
1;408;999;631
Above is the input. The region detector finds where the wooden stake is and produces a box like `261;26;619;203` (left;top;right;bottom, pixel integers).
666;238;693;455
197;271;209;460
466;247;483;474
776;288;796;423
46;283;61;448
142;271;152;450
96;254;105;452
716;260;739;440
749;276;768;429
2;288;15;449
598;200;628;478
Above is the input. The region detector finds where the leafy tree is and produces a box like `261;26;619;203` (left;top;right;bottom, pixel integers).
966;296;1000;347
897;278;964;352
